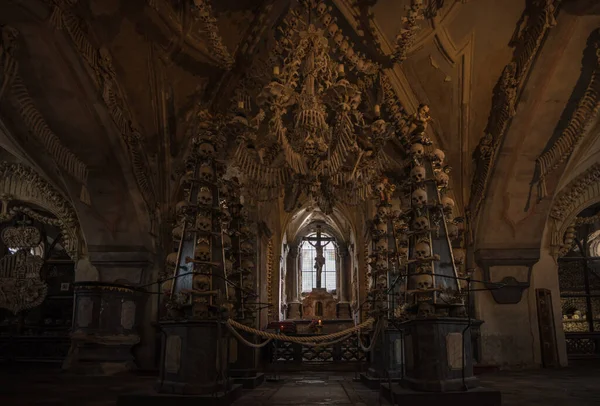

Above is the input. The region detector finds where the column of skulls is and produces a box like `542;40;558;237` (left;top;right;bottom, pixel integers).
234;197;259;325
402;104;464;318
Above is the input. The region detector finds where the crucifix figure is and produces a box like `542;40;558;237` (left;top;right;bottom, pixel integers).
303;226;334;289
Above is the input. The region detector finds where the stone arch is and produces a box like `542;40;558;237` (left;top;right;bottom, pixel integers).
0;162;83;261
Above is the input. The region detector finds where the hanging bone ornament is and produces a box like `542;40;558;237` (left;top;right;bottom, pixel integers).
197;187;213;206
412;216;429;231
412;273;433;290
410;165;426;183
410;143;425;159
430;148;445;166
435;171;449;188
411;188;428;208
414;241;431;259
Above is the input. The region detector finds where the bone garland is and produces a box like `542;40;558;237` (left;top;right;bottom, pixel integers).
536;35;600;197
392;0;425;63
1;26;90;204
0;163;81;260
469;0;560;219
48;5;158;215
189;0;235;70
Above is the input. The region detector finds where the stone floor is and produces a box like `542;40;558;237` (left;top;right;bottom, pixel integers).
0;364;599;405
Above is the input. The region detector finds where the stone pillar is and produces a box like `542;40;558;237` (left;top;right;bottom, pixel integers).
286;245;302;319
337;245;351;319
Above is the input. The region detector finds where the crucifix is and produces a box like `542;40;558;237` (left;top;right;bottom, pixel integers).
302;225;335;289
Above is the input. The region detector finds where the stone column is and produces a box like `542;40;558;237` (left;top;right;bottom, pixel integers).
337;244;351;319
286;245;302;319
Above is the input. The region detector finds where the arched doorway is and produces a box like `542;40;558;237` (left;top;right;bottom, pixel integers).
557;202;600;360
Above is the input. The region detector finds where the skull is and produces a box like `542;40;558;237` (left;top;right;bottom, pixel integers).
414;241;431;259
446;223;459;240
222;233;232;248
411;166;426;182
356;58;365;71
327;22;339;37
198;142;215;157
194;239;211;262
240;240;253;252
431;148;445;165
410;143;424;159
241;259;255;272
377;204;389;217
376;274;387;289
412;216;429;231
322;13;333;26
199;164;214;183
176;199;191;214
195;214;212;232
165;252;179;270
224;259;233;273
219;183;230;198
172;224;184;240
453;248;465;265
340;40;349;53
376;221;387;235
334;32;344;46
417;303;435;318
316;2;328;15
376;256;388;271
193;275;211;291
441;196;455;216
411;189;428;208
345;47;355;60
375;238;388;253
197;187;213;206
412;273;433;290
180;170;195;187
398;247;408;262
435;171;449;188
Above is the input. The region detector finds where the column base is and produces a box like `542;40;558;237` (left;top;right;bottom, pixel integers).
62;334;140;375
117;384;243;406
231;372;265;389
380;383;501;406
337;302;351;319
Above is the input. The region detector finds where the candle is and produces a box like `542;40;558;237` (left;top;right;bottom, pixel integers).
318;319;323;326
338;64;345;74
273;66;280;76
237;100;244;109
374;104;381;115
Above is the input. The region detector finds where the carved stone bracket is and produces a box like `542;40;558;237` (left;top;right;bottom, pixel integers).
475;248;539;304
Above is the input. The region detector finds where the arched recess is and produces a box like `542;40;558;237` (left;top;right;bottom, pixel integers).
0;162;82;261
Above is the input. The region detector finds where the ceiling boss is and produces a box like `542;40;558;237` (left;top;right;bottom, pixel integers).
231;1;402;214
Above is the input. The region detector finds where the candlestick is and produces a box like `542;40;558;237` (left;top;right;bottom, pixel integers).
273;66;280;76
338;64;345;75
374;104;381;115
237;100;244;109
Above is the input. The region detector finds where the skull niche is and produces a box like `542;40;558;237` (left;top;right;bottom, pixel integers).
194;239;211;262
412;273;433;290
199;164;214;183
195;214;212;232
414;241;431;260
411;189;428;209
430;148;445;166
435;171;449;188
412;216;429;231
410;143;424;160
410;166;426;183
197;187;213;206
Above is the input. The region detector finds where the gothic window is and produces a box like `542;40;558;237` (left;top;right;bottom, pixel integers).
300;232;337;293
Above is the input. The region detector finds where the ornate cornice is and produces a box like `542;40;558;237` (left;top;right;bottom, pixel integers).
0;162;81;260
47;3;158;217
549;162;600;221
469;0;560;219
536;31;600;196
0;25;89;203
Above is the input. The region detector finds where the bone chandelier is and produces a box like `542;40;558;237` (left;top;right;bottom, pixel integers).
232;5;397;214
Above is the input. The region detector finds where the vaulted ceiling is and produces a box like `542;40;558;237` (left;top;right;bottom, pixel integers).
1;0;599;255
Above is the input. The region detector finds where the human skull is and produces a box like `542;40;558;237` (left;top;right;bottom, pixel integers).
199;164;214;183
376;256;388;271
322;13;332;26
446;223;459;240
435;171;449;188
441;196;455;215
316;2;328;15
414;241;431;259
172;224;184;240
176;200;191;217
197;187;213;206
375;238;388;252
334;32;344;46
241;258;255;271
410;143;424;159
412;273;433;290
222;233;232;248
340;40;349;53
377;204;389;217
195;239;211;262
430;148;445;165
193;275;211;291
417;303;435;318
240;240;253;252
179;170;195;187
453;248;465;265
398;247;408;261
411;166;426;183
165;252;179;270
376;274;387;289
376;221;387;235
327;22;339;37
195;214;212;232
198;142;215;157
411;189;428;208
412;216;429;231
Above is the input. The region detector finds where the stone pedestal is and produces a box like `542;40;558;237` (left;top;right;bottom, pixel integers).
63;282;144;375
287;302;302;319
229;329;265;388
360;329;404;388
400;317;478;392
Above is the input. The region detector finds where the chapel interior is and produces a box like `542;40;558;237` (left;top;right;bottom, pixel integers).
0;0;600;405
